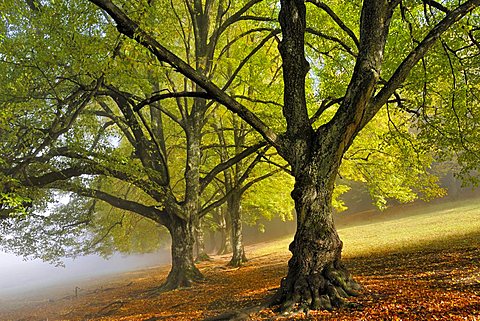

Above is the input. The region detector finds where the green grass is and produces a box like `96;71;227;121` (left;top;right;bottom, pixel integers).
250;198;480;258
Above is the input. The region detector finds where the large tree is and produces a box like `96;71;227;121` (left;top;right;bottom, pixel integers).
87;0;480;313
0;0;274;290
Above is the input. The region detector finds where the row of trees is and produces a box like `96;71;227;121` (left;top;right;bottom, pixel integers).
2;0;480;315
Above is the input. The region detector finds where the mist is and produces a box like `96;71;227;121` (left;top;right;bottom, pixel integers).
0;250;170;306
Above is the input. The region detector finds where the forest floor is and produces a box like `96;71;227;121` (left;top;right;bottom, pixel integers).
1;199;480;320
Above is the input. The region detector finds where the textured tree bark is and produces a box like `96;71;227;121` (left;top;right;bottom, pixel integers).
228;190;247;267
87;0;480;311
162;216;204;290
271;0;391;312
272;166;361;312
217;228;233;255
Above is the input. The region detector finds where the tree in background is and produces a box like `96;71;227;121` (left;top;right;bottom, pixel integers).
210;108;288;266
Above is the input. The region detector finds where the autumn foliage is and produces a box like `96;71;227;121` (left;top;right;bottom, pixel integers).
1;212;479;320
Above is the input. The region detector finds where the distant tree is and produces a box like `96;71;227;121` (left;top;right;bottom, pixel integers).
211;112;288;266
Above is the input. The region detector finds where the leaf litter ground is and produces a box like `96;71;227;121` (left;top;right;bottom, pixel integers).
1;202;480;320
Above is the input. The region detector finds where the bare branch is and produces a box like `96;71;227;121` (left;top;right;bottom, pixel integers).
240;168;282;194
233;95;283;108
222;30;281;92
370;0;480;124
134;91;211;112
306;0;359;48
199;147;270;217
200;141;267;192
95;100;136;145
306;28;357;57
211;0;266;47
219;28;276;62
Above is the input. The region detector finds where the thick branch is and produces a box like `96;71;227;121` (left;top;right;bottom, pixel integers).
20;149;166;202
279;0;313;140
59;184;168;226
423;0;450;13
25;167;91;187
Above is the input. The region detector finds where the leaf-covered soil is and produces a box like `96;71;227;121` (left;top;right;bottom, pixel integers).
1;233;479;321
2;200;480;320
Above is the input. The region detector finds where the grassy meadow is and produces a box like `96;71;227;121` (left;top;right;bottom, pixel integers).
1;197;479;320
251;198;480;259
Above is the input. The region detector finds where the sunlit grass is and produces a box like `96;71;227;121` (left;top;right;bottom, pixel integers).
340;199;480;257
249;198;480;259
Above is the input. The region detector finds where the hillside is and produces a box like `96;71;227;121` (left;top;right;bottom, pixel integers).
1;199;479;320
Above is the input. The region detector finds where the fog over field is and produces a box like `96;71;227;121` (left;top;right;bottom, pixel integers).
0;250;170;301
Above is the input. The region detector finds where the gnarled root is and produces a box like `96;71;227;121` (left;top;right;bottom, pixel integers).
271;262;361;314
228;252;248;267
195;252;212;263
145;266;204;297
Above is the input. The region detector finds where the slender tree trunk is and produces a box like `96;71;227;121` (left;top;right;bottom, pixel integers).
162;216;204;290
217;206;232;255
194;217;210;262
272;163;361;312
208;229;217;254
228;190;247;267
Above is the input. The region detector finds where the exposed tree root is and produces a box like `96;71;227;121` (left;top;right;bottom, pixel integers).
145;266;205;297
162;266;204;290
195;252;212;263
227;252;248;267
271;263;362;315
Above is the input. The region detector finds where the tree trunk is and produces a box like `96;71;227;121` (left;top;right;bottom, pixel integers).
217;225;232;255
162;216;204;290
216;205;232;255
194;217;210;262
272;167;361;313
208;229;217;254
272;0;368;312
228;190;247;267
